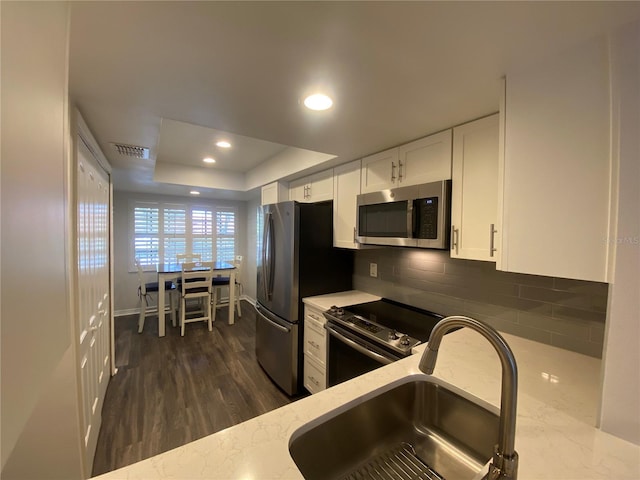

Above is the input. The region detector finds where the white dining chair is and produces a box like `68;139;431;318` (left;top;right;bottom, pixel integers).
174;253;202;305
178;261;214;336
212;255;243;321
135;259;176;333
176;253;201;263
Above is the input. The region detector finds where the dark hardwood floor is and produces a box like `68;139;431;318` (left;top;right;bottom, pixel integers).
92;301;298;476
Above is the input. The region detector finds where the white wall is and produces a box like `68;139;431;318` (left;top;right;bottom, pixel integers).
599;20;640;446
244;195;261;302
1;1;84;477
113;190;249;313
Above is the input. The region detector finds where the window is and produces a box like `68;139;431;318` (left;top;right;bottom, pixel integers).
163;206;186;264
133;203;160;266
215;209;236;262
192;207;214;261
131;201;236;269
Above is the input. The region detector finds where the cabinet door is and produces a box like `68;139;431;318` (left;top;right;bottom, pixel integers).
500;36;610;282
303;306;327;393
360;148;399;193
288;178;307;202
397;130;452;186
262;181;288;205
307;169;334;202
303;355;326;393
451;115;499;261
333;160;361;249
304;311;327;366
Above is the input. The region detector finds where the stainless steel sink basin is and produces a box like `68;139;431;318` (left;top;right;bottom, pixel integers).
289;375;499;480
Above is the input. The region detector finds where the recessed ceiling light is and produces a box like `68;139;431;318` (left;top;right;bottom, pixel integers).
216;140;231;148
203;157;216;164
190;190;200;195
303;93;333;111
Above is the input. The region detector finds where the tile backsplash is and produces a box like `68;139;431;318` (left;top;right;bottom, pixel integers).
353;248;608;358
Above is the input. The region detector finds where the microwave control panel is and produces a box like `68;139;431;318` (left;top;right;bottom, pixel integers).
415;197;438;239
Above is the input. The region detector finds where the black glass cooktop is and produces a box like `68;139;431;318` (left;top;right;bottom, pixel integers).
344;298;444;342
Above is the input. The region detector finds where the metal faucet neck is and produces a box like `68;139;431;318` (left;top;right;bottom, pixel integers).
419;316;519;479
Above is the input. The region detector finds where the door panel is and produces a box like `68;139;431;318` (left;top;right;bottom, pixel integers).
77;139;110;471
257;202;298;322
255;304;298;395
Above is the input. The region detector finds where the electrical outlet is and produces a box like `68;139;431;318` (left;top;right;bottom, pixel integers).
369;262;378;278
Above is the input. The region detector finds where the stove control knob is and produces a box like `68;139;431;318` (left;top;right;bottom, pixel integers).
335;308;345;316
400;336;411;346
388;330;399;340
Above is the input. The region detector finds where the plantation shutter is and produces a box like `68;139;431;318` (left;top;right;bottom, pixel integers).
215;209;236;262
133;204;159;267
163;206;186;263
191;207;214;261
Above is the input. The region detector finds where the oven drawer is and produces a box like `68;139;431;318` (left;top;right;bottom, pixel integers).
304;307;327;365
303;354;326;394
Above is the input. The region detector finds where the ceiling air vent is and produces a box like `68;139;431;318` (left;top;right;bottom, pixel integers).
111;142;150;159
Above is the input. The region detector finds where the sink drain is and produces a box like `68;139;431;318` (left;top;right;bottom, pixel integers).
341;442;445;480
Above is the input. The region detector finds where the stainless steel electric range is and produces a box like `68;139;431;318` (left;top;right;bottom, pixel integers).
323;298;445;387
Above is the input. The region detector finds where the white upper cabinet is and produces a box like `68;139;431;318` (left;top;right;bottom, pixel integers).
451;114;499;262
261;181;289;206
289;169;334;203
360;130;452;193
333;159;363;249
498;36;611;282
360;148;400;193
397;130;452;186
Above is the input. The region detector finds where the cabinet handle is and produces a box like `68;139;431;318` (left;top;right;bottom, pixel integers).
309;340;319;349
391;161;396;182
309;375;319;386
309;313;319;321
398;159;404;182
306;184;311;199
353;226;357;244
451;225;459;255
490;224;498;257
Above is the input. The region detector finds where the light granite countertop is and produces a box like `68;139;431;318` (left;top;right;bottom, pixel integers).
94;292;640;480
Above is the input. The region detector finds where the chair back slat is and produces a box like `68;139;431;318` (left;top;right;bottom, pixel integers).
177;253;202;264
181;261;213;295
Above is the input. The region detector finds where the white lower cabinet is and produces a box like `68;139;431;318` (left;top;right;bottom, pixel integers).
303;355;326;394
303;305;327;393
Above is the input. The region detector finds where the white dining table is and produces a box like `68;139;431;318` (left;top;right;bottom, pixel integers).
156;261;236;337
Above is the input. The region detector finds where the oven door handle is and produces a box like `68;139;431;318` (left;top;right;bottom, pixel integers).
326;325;394;366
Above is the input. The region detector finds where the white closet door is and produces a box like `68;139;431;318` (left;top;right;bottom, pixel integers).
77;138;111;470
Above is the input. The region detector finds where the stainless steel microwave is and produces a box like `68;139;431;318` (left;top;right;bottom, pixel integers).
356;180;451;249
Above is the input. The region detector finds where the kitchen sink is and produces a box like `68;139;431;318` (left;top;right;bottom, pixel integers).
289;375;499;480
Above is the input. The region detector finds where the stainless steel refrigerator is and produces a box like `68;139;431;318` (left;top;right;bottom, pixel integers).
255;200;353;395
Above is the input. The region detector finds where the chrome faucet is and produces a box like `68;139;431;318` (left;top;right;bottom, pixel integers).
419;316;519;480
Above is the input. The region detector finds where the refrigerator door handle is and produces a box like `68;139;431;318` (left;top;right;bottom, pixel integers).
258;309;291;333
262;212;273;300
266;212;275;300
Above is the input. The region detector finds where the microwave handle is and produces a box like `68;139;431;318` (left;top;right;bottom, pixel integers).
407;201;414;238
411;199;419;237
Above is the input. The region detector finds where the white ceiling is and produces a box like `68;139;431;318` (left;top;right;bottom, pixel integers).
68;1;640;201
